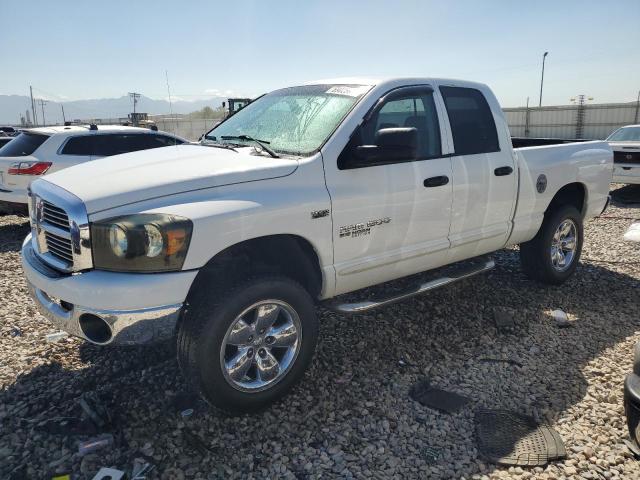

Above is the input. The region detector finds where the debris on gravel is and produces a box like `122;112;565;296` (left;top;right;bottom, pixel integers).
1;184;640;479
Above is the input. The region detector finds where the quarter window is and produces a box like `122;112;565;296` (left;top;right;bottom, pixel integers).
440;86;499;155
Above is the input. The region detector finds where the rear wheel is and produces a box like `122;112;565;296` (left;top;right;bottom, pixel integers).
177;276;318;413
520;205;583;285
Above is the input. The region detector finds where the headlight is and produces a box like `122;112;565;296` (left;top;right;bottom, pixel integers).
91;213;193;272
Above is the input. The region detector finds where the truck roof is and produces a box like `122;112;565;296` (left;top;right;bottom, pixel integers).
304;76;489;91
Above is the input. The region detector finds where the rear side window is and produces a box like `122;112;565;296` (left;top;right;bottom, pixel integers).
145;135;183;147
440;86;499;155
60;135;97;155
0;132;49;157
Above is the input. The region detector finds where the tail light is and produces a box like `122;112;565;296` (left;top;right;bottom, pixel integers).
8;161;52;175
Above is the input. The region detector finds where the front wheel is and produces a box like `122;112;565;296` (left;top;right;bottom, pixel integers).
519;205;583;285
177;276;318;413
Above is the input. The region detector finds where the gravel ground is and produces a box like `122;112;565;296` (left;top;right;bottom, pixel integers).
1;185;639;479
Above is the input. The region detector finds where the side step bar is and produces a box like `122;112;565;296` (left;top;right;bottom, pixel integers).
325;257;495;313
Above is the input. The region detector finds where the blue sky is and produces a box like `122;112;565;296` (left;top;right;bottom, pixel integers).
2;0;639;107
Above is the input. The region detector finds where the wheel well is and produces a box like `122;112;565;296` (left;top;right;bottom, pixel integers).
188;235;323;301
545;183;586;217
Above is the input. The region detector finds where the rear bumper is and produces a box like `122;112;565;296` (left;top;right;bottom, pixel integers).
613;164;640;185
21;234;198;345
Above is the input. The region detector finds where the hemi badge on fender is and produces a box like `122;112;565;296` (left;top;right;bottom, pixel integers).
311;209;330;219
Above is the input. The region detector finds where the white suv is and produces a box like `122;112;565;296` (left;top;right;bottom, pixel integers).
0;125;187;212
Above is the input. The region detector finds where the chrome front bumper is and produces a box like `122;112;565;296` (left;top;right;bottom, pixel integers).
22;235;191;346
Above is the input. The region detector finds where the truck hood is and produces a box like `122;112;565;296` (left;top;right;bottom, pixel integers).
41;145;298;213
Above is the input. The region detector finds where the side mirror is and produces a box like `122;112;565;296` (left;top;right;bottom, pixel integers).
354;127;418;165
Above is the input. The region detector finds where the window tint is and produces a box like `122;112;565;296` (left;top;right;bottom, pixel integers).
440;86;499;155
339;87;441;168
0;132;49;157
60;135;97;155
144;135;183;148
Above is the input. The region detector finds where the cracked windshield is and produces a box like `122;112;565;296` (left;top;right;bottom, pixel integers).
204;84;371;155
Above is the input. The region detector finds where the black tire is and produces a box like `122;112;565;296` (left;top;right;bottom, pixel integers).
520;205;583;285
177;275;318;414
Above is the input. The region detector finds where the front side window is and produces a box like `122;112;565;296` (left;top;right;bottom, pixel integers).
607;126;640;142
338;87;441;169
0;132;49;157
440;86;499;155
205;84;372;155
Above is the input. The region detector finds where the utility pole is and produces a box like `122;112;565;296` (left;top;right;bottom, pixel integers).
634;89;640;124
128;92;141;126
38;99;48;126
61;104;66;124
525;96;530;137
30;86;37;126
539;51;549;107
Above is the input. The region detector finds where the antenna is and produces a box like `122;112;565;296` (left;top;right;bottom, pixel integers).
165;71;178;145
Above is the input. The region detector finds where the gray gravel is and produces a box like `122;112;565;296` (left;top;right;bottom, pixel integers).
1;184;639;479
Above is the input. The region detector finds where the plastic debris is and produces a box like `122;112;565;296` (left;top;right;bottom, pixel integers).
45;331;68;343
132;457;155;479
479;357;523;368
180;408;194;418
551;309;571;328
475;408;566;466
334;371;353;384
79;392;111;429
624;223;640;243
410;379;471;414
78;433;114;456
421;446;440;464
494;309;515;333
91;467;125;480
51;475;71;480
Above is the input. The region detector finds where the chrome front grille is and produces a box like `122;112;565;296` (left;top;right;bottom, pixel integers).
42;201;70;231
44;231;74;263
28;180;93;273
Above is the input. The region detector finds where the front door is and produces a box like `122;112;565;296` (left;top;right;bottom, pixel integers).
323;85;454;295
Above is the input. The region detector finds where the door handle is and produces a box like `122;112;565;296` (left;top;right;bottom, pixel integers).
494;166;513;176
423;175;449;187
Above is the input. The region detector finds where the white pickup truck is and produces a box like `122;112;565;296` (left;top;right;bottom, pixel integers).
21;78;612;412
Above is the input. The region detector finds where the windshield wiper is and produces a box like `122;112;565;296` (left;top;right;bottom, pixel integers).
220;135;280;158
201;138;238;152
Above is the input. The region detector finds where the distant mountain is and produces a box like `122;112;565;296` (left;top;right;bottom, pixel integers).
0;94;227;125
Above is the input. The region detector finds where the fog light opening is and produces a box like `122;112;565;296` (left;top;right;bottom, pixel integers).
79;313;112;344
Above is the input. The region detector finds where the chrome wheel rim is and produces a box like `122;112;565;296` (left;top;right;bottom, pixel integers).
550;219;578;272
220;300;302;392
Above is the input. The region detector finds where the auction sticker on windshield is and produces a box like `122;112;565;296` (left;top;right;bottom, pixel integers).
325;85;371;97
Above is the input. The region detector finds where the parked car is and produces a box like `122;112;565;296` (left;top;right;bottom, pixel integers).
21;78;612;412
625;342;640;449
606;124;640;185
0;126;18;136
0;125;186;212
0;136;13;149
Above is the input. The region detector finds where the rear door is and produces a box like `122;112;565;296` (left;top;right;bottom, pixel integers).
324;85;454;295
438;85;517;262
57;134;95;170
